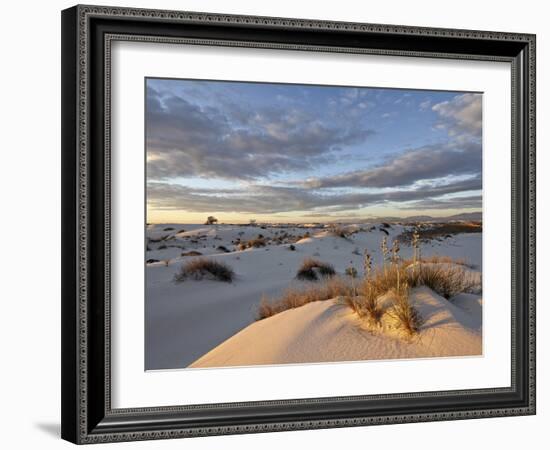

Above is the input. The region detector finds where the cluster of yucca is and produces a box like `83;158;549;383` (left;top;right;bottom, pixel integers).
257;228;475;336
348;234;421;333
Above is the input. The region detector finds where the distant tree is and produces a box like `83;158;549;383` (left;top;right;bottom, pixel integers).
249;219;256;226
205;216;218;225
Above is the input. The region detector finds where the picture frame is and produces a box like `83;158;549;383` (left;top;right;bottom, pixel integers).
61;4;536;444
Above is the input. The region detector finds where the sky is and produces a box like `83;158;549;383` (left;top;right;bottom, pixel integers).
146;78;482;224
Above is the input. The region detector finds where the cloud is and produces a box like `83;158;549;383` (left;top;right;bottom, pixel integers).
147;175;481;215
146;82;482;217
398;195;481;210
301;140;481;189
419;100;431;111
146;86;375;181
432;93;482;137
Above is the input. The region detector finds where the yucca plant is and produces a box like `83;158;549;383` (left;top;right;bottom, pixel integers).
411;227;421;265
411;227;421;279
363;249;372;281
391;239;401;291
380;236;389;274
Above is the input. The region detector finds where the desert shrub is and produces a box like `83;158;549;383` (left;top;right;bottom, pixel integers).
257;277;353;320
158;243;167;250
328;224;350;239
345;266;358;278
288;244;296;251
174;258;234;283
164;227;175;231
256;296;278;320
146;258;159;264
166;244;184;250
216;245;230;253
181;250;202;257
397;222;482;244
247;237;266;248
296;258;336;281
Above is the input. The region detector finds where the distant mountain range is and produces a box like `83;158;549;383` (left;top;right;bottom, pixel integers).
334;211;482;224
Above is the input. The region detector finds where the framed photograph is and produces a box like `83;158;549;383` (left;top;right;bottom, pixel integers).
61;5;536;444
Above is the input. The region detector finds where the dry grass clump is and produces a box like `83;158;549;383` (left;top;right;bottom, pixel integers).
364;258;475;301
174;258;234;283
257;277;353;320
365;265;408;296
181;250;202;257
296;258;336;281
407;263;477;299
239;237;267;250
248;237;267;248
403;254;470;268
362;285;385;324
344;284;384;325
387;282;422;336
328;224;350;240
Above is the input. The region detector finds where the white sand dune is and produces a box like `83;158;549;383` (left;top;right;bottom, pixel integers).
145;223;482;369
190;287;482;368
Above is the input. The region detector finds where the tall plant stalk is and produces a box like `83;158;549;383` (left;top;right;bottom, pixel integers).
411;227;420;279
391;239;401;291
380;237;388;275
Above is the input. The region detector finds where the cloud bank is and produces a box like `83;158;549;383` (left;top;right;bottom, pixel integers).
146;81;482;220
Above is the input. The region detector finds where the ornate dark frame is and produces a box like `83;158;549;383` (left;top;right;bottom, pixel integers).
61;4;536;444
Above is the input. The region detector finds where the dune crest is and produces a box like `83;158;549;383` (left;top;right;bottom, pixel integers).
191;286;482;368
